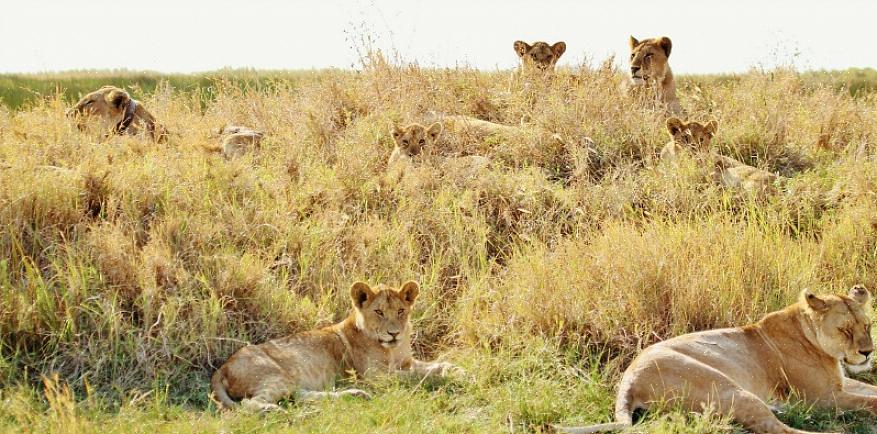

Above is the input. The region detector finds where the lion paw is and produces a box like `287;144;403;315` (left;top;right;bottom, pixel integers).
338;388;372;400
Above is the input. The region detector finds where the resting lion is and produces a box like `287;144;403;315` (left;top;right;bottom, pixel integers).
558;285;875;434
513;40;567;72
660;117;718;161
66;85;166;142
211;281;461;411
713;154;780;195
628;35;682;114
203;125;264;159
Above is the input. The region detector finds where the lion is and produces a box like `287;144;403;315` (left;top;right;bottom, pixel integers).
387;122;445;167
211;281;461;411
628;36;682;114
713;154;779;195
557;285;876;434
66;85;166;142
203;125;264;159
513;40;567;72
660;117;718;161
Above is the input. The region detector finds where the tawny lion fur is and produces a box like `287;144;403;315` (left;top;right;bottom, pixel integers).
211;281;461;411
558;285;876;434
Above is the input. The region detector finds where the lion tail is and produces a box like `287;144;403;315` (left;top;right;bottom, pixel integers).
551;378;635;433
210;368;238;409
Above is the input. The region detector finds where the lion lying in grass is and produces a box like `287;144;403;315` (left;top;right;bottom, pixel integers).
558;285;875;434
66;85;166;142
203;125;264;159
211;281;461;411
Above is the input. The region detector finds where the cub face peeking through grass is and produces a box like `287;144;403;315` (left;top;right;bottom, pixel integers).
211;281;462;412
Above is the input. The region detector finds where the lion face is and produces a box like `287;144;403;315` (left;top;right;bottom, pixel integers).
66;86;131;122
391;123;443;159
350;281;419;348
514;41;566;72
629;36;672;85
666;118;717;151
803;285;874;368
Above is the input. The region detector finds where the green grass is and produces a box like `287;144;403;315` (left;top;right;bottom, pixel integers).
2;58;877;433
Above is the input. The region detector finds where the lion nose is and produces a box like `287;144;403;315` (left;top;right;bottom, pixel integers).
631;66;641;74
388;331;399;338
860;350;873;358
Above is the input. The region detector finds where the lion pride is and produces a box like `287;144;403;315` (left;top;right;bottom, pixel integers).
558;285;876;434
211;281;461;411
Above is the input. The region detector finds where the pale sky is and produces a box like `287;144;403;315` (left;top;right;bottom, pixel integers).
1;0;874;74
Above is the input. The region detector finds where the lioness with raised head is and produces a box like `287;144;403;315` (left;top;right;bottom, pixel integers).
558;285;876;434
628;36;682;114
67;85;166;142
211;281;461;411
660;117;718;161
513;40;567;72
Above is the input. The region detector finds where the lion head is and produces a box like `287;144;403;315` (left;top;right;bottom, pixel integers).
513;40;567;72
390;122;443;159
629;36;672;85
802;285;874;368
666;117;717;151
66;85;132;124
350;281;419;348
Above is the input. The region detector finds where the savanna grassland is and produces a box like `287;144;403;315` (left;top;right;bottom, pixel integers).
3;56;877;433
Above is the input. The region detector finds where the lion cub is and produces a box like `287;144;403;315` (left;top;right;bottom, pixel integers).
712;154;779;195
205;125;264;159
388;122;444;167
211;281;461;411
513;40;567;72
660;117;717;161
628;36;682;114
66;85;167;142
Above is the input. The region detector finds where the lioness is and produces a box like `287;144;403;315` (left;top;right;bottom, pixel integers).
660;117;718;161
713;154;779;195
66;85;166;142
514;40;567;72
628;36;681;114
558;285;876;434
211;281;461;411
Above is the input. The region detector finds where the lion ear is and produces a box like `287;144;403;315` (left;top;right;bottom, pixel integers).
426;122;443;142
629;36;639;50
849;285;872;307
658;36;672;57
350;281;374;309
705;120;718;135
666;117;684;136
514;40;530;58
801;289;829;312
399;281;420;305
551;41;567;59
390;124;405;142
106;89;130;110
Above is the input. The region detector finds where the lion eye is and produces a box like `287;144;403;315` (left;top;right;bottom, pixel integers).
397;309;404;316
630;54;635;60
418;139;425;145
645;53;653;59
375;310;384;317
401;139;408;146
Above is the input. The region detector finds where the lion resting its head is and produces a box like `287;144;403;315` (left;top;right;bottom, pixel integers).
66;86;166;142
558;285;876;434
513;40;566;72
660;117;717;161
211;280;461;412
628;35;681;114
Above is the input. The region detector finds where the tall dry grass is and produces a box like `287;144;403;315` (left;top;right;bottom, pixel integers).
1;54;877;431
